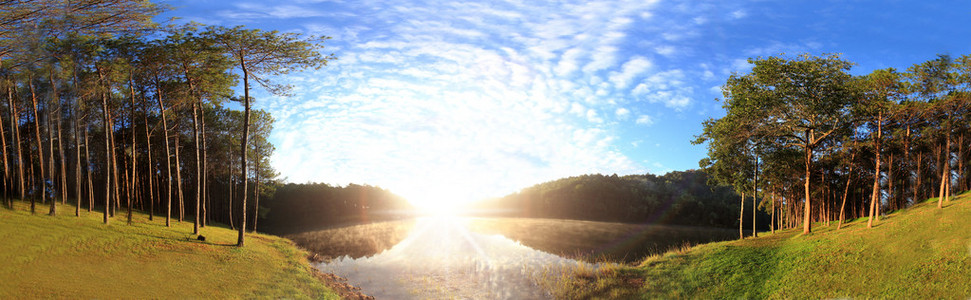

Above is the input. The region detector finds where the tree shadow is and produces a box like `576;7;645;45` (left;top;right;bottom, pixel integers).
835;223;855;229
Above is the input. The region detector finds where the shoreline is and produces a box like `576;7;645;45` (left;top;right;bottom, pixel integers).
306;252;375;300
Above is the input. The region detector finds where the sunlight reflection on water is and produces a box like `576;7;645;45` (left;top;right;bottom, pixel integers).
315;217;596;299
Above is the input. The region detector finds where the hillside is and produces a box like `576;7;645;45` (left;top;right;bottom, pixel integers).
468;170;769;229
0;200;338;299
546;192;971;298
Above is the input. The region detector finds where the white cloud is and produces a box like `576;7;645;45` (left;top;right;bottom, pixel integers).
615;107;631;120
569;102;586;116
218;3;336;19
731;9;747;19
629;69;694;109
729;58;753;74
608;56;653;89
582;46;618;73
554;48;583;76
635;115;654;126
655;45;676;56
586;109;604;123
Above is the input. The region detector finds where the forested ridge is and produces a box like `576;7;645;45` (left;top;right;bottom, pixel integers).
261;182;413;235
0;0;333;246
469;170;769;229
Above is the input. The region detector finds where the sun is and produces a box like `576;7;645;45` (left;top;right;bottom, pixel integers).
397;179;482;216
407;188;464;216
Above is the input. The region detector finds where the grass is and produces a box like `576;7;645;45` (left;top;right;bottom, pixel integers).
546;192;971;299
0;199;339;299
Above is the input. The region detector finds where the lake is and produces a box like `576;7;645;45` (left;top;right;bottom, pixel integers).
289;216;737;299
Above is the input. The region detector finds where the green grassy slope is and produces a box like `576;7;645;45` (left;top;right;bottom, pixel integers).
549;192;971;299
0;200;338;299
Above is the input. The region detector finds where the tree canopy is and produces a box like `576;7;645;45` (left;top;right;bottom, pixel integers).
697;53;971;236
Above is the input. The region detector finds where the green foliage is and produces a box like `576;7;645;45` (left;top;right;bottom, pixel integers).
0;199;338;299
207;25;336;97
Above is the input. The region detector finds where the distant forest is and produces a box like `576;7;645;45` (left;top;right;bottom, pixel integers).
467;170;769;229
260;183;412;235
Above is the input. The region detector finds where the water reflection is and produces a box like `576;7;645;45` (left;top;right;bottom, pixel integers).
315;217;594;299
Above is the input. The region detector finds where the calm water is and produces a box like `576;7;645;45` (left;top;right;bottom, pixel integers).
314;217;596;299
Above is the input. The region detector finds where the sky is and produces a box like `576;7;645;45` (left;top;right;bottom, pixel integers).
157;0;971;208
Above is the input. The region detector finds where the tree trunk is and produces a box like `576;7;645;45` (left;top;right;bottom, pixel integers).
27;162;34;206
128;77;136;225
868;112;882;228
46;71;57;216
98;69;111;225
823;172;829;227
238;59;251;247
753;154;758;238
0;80;9;208
73;97;81;217
52;71;67;209
28;75;45;214
770;192;775;234
803;129;813;234
84;123;93;213
915;151;922;203
123;150;132;224
739;191;745;239
110;110;120;217
904;123;911;205
183;63;203;234
7;80;24;202
939;130;950;208
228;160;234;230
837;162;854;230
192;101;200;235
143;93;154;221
155;77;173;227
960;133;968;192
174;130;184;222
887;152;894;212
253;142;261;233
201;105;208;227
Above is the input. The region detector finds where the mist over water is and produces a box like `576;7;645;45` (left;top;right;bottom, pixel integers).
315;217;595;299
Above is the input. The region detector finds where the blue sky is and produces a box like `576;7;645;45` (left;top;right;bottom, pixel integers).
157;0;971;207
